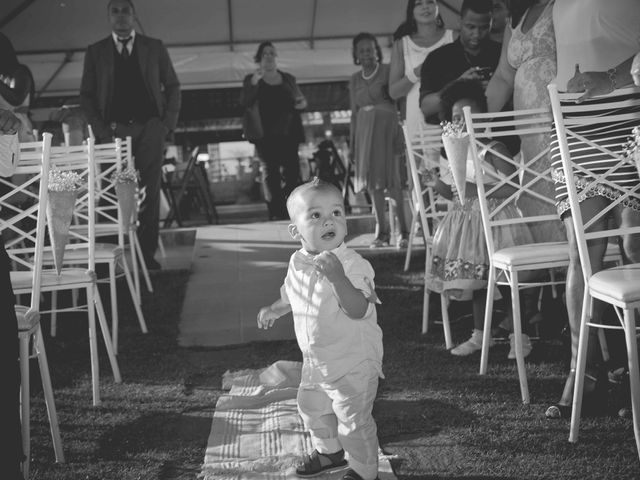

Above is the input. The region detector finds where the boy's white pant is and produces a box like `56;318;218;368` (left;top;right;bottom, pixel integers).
297;361;380;480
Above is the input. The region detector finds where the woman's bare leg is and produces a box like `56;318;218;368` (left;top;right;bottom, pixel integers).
557;196;609;407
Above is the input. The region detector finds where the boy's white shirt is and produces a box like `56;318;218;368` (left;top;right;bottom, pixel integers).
280;242;384;384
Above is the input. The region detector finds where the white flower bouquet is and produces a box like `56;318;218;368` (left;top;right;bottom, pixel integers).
47;168;83;274
441;120;469;203
111;165;140;228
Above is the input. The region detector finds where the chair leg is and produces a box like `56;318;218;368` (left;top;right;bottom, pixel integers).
510;272;530;405
129;232;141;304
441;294;452;349
158;235;167;259
19;329;30;479
569;292;593;443
86;285;101;407
550;268;558;298
422;244;430;335
33;325;64;463
597;328;610;364
480;267;497;375
623;306;640;460
403;210;419;272
93;286;122;385
109;261;119;355
50;290;58;337
133;232;153;294
122;256;148;334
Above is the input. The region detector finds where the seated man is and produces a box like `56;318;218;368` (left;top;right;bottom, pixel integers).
419;0;501;125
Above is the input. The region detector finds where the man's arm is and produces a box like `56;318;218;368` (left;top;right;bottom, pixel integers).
79;44;111;141
158;41;181;133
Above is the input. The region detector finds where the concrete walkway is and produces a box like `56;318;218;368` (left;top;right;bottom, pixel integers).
172;212;421;348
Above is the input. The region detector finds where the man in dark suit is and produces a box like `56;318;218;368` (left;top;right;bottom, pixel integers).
80;0;181;270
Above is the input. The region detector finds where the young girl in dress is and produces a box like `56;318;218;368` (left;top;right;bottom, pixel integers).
425;78;536;357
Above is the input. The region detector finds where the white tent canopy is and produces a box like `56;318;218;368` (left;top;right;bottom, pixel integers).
2;0;462;97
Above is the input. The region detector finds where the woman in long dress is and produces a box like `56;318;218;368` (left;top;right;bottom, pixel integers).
389;0;454;142
485;0;564;243
349;33;409;248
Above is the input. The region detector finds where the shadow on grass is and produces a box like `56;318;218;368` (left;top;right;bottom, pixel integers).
99;412;211;459
375;398;475;442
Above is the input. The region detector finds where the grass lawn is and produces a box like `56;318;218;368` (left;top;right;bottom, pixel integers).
27;250;640;479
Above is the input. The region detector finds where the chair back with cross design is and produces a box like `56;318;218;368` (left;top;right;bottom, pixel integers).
402;122;453;347
463;105;568;404
548;84;640;456
0;133;65;475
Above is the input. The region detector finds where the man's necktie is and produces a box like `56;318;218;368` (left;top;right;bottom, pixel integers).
118;37;131;59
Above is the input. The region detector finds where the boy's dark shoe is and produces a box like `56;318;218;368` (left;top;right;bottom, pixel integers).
295;449;347;477
341;468;379;480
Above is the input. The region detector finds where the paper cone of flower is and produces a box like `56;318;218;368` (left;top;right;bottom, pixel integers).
47;169;82;275
441;132;469;204
115;181;137;229
46;189;78;275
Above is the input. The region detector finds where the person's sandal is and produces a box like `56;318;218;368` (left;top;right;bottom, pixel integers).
342;468;379;480
295;449;347;477
369;235;390;249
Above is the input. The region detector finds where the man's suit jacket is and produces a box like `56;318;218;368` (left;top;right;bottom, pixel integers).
80;33;181;141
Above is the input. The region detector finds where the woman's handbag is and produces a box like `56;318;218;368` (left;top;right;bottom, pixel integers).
242;102;263;143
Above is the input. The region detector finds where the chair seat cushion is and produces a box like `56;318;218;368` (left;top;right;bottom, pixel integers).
41;243;122;263
11;268;95;293
493;242;570;268
589;265;640;304
493;241;620;269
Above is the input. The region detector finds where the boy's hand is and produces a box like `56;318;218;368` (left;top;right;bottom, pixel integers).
257;306;278;329
313;251;345;284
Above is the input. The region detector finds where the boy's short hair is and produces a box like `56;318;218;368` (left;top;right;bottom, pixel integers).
286;177;343;218
440;78;487;121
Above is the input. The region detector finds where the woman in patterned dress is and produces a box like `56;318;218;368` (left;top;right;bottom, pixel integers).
485;0;565;244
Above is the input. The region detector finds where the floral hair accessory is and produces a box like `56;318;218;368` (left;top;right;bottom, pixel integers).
48;168;83;192
110;165;140;184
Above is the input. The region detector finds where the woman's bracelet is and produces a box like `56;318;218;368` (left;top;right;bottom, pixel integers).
406;69;419;84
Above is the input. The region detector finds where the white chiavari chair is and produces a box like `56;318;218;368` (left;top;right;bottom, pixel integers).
548;84;640;457
1;133;64;477
463;106;570;404
402;122;453;347
49;138;149;354
12;138;122;407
